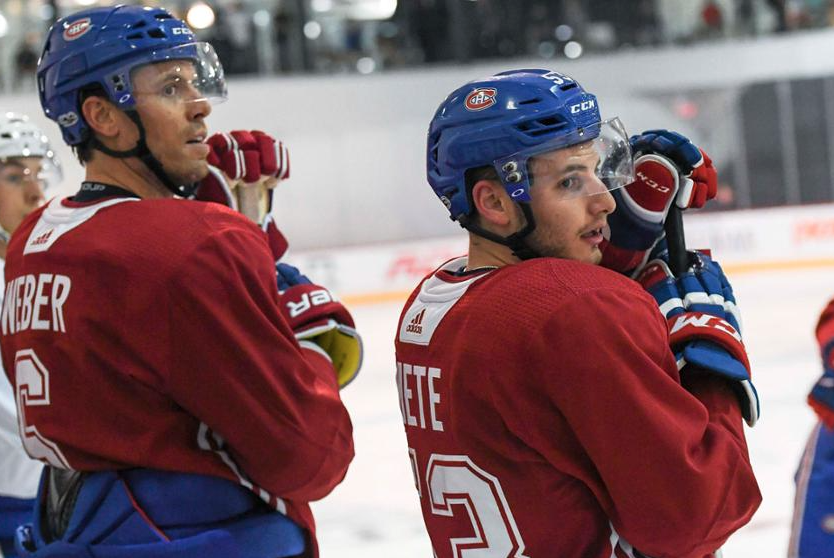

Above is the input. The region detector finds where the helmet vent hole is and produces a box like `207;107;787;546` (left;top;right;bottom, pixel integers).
518;98;541;106
428;135;440;165
516;116;567;138
130;20;147;29
155;13;173;20
126;32;143;40
147;29;166;39
559;83;578;91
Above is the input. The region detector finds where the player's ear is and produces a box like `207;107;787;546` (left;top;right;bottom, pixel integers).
471;179;513;228
81;96;120;140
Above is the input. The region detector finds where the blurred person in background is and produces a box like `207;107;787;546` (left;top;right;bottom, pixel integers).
768;0;789;30
0;113;58;558
736;0;757;35
701;0;726;37
790;302;834;557
395;68;761;557
14;34;40;92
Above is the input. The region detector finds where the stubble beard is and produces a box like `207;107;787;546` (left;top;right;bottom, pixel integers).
527;227;601;264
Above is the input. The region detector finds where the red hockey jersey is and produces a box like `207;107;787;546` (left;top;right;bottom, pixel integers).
394;256;760;558
0;195;354;546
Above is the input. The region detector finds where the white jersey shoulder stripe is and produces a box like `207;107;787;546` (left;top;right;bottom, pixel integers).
398;256;492;346
23;196;138;255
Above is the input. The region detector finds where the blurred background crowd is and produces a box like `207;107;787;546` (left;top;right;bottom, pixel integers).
3;0;830;82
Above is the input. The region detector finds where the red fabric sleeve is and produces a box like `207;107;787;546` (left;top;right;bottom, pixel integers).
164;221;353;502
816;298;834;359
503;288;760;558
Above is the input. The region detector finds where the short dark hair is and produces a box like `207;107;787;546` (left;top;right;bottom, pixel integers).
465;165;500;189
72;83;109;165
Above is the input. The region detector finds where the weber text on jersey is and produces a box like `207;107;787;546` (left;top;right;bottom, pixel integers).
1;274;71;334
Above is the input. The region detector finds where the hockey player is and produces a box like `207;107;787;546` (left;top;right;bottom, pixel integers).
0;113;59;558
1;6;356;558
395;69;761;557
789;304;834;557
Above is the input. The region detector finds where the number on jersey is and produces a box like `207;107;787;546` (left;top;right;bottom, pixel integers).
15;348;70;468
413;450;529;558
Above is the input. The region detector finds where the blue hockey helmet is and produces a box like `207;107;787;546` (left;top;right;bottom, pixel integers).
38;5;227;148
427;69;633;222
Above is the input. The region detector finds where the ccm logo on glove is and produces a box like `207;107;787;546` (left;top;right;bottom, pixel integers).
670;313;742;344
636;168;671;195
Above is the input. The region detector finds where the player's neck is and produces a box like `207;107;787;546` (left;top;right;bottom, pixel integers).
0;239;7;260
85;152;173;200
467;233;518;270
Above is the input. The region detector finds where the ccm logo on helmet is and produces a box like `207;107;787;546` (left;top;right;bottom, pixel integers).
465;88;497;111
63;18;92;41
570;100;596;114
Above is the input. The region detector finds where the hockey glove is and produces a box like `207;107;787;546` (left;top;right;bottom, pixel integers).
276;263;363;388
636;251;759;426
602;129;717;274
196;130;290;225
809;305;834;427
195;130;290;261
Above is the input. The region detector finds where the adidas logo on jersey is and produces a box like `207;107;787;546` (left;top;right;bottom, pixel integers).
406;308;426;335
30;229;54;247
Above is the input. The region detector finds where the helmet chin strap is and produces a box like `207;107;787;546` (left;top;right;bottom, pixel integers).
90;111;198;198
458;202;540;261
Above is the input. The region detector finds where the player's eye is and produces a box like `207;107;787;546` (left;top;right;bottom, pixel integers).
558;175;583;192
162;82;179;97
1;173;25;185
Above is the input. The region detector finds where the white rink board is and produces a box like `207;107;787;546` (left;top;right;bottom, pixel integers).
685;204;834;266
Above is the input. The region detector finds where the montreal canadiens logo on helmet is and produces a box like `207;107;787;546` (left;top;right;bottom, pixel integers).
465;88;497;111
63;18;92;41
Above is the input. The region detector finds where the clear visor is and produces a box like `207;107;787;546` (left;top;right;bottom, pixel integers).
131;42;228;106
494;117;634;202
0;153;62;192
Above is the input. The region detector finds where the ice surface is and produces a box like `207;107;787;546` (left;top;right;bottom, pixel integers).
312;267;832;557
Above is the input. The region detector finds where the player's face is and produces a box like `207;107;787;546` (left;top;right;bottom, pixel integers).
0;157;45;235
132;60;211;186
524;142;615;264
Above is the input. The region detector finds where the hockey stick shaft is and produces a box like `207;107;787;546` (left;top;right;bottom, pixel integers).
664;204;688;275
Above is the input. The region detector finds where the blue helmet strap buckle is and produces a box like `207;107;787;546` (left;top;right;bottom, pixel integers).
91;110;196;198
458;202;540;261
